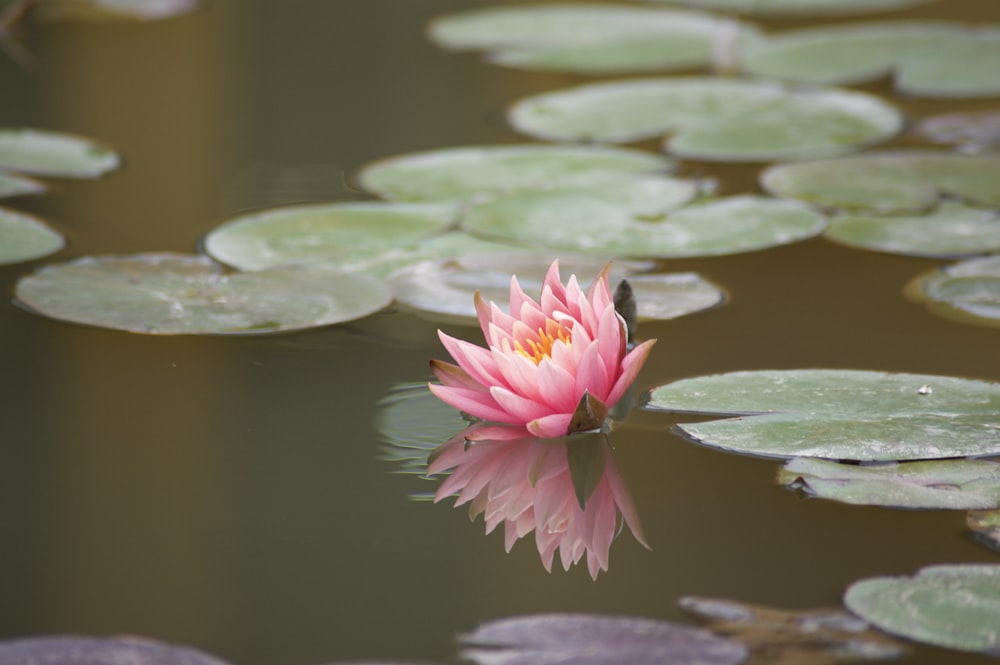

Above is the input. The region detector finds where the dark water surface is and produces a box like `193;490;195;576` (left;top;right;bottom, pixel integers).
1;1;999;664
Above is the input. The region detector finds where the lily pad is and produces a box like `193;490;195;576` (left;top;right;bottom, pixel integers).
0;635;231;665
203;201;457;272
388;254;724;326
428;4;760;74
460;614;748;665
644;369;1000;461
376;383;471;474
463;190;825;258
968;509;1000;552
357;144;674;203
14;253;393;335
642;0;933;16
779;457;1000;509
0;128;120;178
36;0;199;21
741;22;1000;97
0;172;45;199
917;112;1000;153
825;203;1000;258
0;207;64;265
844;564;1000;654
760;151;1000;213
508;77;902;161
906;255;1000;328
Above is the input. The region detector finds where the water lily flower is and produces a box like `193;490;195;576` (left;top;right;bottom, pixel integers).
429;260;656;437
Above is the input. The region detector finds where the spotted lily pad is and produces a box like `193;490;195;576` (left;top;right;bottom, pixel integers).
428;4;760;74
741;22;1000;97
0;207;64;265
357;144;674;203
463;190;824;258
15;253;392;335
508;77;902;161
844;564;1000;654
0;172;45;199
906;255;1000;328
36;0;199;21
644;369;1000;461
761;151;1000;213
0;128;120;178
203;201;457;272
780;457;1000;509
825;203;1000;258
642;0;933;16
460;614;748;665
389;254;724;325
0;635;231;665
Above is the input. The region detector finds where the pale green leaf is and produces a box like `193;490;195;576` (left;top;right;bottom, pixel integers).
0;207;64;265
0;128;120;178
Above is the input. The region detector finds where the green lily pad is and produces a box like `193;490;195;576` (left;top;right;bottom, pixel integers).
428;4;760;74
644;369;1000;461
376;383;470;475
508;77;902;161
825;203;1000;258
0;172;45;199
389;254;724;325
0;128;120;178
36;0;199;21
642;0;933;16
917;112;1000;152
463;190;825;258
844;564;1000;654
203;201;457;272
14;253;392;335
357;144;674;203
780;457;1000;509
760;151;1000;213
906;255;1000;328
742;22;1000;97
0;207;63;265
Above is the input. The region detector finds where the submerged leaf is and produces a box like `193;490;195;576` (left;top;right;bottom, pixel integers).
906;255;1000;328
508;77;902;161
0;207;63;265
844;564;1000;654
0;635;231;665
376;383;472;474
15;253;392;335
0;128;120;178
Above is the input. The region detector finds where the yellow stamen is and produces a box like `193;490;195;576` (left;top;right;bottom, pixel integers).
513;322;572;364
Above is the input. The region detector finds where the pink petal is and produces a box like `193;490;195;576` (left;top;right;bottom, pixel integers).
536;357;578;412
596;304;626;380
526;412;573;438
490;386;555;424
438;331;507;390
428;383;515;424
542;260;567;304
574;339;611;402
490;347;543;403
509;275;539;322
466;425;534;441
604;338;656;408
586;262;614;315
430;359;482;391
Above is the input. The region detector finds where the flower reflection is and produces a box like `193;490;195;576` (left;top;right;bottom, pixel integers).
427;425;648;579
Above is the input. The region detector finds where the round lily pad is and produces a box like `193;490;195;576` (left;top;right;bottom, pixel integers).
428;4;761;74
760;151;1000;213
844;564;1000;654
917;112;1000;152
508;77;902;161
644;369;1000;461
203;201;457;272
780;457;1000;509
825;203;1000;258
36;0;199;21
642;0;933;16
0;172;45;199
463;190;825;258
0;128;120;178
389;254;724;325
15;253;393;335
0;207;64;265
376;383;470;475
0;635;231;665
357;144;673;203
906;255;1000;328
741;22;1000;97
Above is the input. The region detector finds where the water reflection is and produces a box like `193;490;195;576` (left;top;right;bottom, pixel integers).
426;423;647;579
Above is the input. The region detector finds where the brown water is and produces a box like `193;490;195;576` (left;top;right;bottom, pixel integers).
1;1;999;664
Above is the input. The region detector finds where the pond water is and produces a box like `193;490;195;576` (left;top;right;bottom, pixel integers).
1;1;1000;664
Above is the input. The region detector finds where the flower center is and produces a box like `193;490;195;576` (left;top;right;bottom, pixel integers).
514;321;572;365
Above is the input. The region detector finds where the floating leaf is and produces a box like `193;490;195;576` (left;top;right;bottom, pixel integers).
508;77;902;161
428;4;760;74
0;172;45;199
376;383;471;474
679;596;908;664
825;203;1000;258
741;22;1000;97
35;0;199;21
460;613;748;665
0;635;231;665
644;369;1000;461
203;201;457;272
388;254;723;326
0;207;63;265
357;144;673;203
968;509;1000;552
906;255;1000;328
642;0;933;16
0;128;120;178
917;112;1000;153
761;150;1000;213
15;253;392;335
844;564;1000;654
463;189;824;258
780;457;1000;509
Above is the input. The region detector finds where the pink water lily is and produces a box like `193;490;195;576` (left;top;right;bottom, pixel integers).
429;261;656;437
